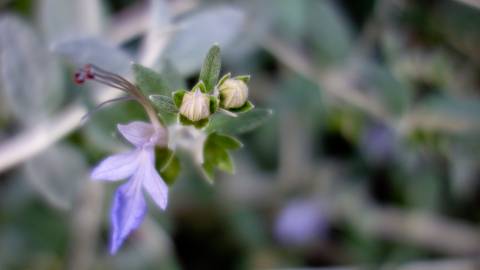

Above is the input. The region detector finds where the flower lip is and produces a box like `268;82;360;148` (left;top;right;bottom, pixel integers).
117;121;167;148
219;78;249;109
91;121;169;254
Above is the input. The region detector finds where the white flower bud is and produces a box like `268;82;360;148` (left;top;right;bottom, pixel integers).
179;88;211;122
219;79;249;109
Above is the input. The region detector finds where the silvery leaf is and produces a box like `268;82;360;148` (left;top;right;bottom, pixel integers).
307;1;352;64
164;6;245;75
52;37;131;75
38;0;104;43
24;143;88;210
0;15;63;124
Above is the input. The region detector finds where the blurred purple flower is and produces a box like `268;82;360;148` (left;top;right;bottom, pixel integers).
361;123;395;164
91;121;168;254
274;199;328;247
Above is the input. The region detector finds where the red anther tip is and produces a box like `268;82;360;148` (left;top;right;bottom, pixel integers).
74;72;85;84
84;64;95;79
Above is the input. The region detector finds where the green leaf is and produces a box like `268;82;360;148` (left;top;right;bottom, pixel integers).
179;114;193;125
193;80;208;93
209;96;219;114
172;90;187;108
155;148;181;186
202;132;241;183
228;101;254;113
234;75;250;83
149;95;178;124
161;60;187;91
199;44;221;92
132;63;169;95
149;95;178;114
179;115;209;129
161;154;181;186
155;148;174;171
213;134;242;149
207;108;273;134
407;96;480;133
194;118;209;129
217;73;231;87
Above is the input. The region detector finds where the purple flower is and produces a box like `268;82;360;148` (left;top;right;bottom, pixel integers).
274;199;328;247
361;122;395;164
91;121;169;254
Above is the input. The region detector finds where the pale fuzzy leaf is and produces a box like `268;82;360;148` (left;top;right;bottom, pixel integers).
307;1;353;64
0;15;63;124
199;44;221;92
139;0;173;66
405;96;480;133
149;95;179;114
38;0;104;43
132;64;170;95
207;108;273;134
164;6;245;75
52;37;131;75
24;143;88;210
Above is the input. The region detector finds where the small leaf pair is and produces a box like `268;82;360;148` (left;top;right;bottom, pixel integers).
202;132;242;183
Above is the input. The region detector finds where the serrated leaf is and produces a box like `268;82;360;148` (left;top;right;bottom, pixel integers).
150;95;178;114
228;101;254;113
133;63;170;96
207;108;273;134
202;132;241;182
199;44;221;92
172;90;187;108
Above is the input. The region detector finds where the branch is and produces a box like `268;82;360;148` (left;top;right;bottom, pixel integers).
66;182;104;270
451;0;480;10
259;34;393;124
275;258;480;270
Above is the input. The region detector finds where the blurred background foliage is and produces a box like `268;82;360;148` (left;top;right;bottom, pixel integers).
1;0;480;269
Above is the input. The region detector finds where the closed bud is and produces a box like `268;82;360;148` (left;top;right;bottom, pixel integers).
219;79;248;109
179;88;211;122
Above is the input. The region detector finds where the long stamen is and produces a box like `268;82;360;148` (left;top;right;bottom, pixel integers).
89;65;136;89
93;74;132;91
91;77;129;93
81;96;133;124
74;64;164;130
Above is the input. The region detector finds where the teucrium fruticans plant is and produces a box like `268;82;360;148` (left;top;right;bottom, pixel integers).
75;44;272;254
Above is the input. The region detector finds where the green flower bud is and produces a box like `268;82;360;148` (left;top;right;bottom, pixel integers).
219;78;249;109
179;88;211;122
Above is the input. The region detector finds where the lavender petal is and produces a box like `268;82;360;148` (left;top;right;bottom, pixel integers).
117;121;156;147
110;180;147;254
91;149;141;181
142;158;169;210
